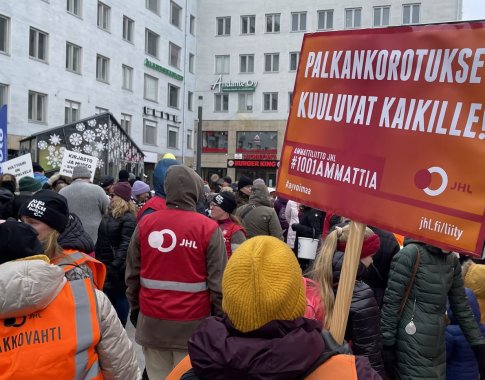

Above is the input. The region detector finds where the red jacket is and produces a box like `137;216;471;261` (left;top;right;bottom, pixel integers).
138;209;218;321
136;196;167;223
218;219;245;258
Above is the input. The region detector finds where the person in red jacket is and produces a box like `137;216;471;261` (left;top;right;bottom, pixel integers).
126;165;227;380
210;191;246;259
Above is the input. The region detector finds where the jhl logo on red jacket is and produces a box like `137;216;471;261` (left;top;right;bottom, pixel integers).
148;229;198;253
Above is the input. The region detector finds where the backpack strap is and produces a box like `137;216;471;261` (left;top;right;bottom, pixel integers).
239;204;258;220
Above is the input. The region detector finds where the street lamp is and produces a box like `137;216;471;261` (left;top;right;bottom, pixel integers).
196;96;203;176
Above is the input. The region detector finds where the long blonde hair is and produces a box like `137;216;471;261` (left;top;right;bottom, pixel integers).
110;196;137;219
43;230;64;260
312;224;374;329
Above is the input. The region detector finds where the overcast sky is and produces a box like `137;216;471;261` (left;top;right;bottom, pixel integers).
462;0;485;20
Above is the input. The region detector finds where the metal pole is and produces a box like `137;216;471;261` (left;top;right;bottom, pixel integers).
196;96;203;175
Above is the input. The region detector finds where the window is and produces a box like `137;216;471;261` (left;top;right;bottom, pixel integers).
97;2;110;31
146;0;159;15
318;10;333;30
266;14;280;33
0;15;9;54
188;91;193;111
240;54;254;73
121;113;132;135
238;93;253;112
65;100;80;124
145;29;159;58
291;12;307;32
190;15;196;35
345;8;362;29
66;42;81;73
289;52;299;71
236;131;277;153
0;84;8;107
215;55;230;74
264;53;279;72
186;130;192;149
95;106;108;114
29;28;48;62
403;4;420;25
171;2;182;28
263;92;278;111
123;16;134;42
28;91;47;123
144;74;158;102
167;125;178;148
143;119;157;145
374;6;390;27
241;15;255;35
96;54;109;82
168;84;180;108
289;91;293;110
203;131;228;152
122;65;133;90
216;17;231;36
67;0;81;16
189;53;195;74
214;93;228;112
169;42;181;69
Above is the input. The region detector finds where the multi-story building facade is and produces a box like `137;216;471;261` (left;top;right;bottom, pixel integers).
0;0;197;176
195;0;462;186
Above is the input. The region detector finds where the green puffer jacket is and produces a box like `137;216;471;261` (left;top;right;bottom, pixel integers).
381;240;485;379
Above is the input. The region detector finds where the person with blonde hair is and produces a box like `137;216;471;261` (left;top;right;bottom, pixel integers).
312;224;385;377
96;182;137;326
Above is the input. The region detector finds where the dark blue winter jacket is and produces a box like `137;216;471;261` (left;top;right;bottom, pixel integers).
446;288;485;380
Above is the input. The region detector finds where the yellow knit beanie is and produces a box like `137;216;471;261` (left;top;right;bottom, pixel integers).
222;236;306;333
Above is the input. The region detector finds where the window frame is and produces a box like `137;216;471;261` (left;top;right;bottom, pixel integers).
289;52;299;72
168;83;180;109
190;14;196;35
216;16;231;36
66;0;82;17
169;42;182;69
66;42;82;74
186;130;193;150
145;28;159;59
170;1;182;29
0;15;9;54
240;54;254;73
97;2;111;32
146;0;160;15
265;13;280;33
28;90;47;123
214;93;229;112
121;113;132;135
188;91;194;111
64;99;81;124
144;73;159;102
345;8;362;29
403;3;420;25
373;6;391;27
123;16;134;43
238;93;253;113
29;27;49;62
263;92;278;112
215;55;230;75
167;125;179;149
241;15;255;35
95;106;108;115
264;53;279;73
189;53;195;74
143;119;157;146
122;64;133;91
96;54;110;83
291;12;307;32
317;9;334;30
0;83;8;107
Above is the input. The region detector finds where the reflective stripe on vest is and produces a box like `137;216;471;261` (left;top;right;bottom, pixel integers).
56;251;106;290
141;277;208;293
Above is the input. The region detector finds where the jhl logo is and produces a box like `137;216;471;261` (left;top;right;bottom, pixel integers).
148;229;198;253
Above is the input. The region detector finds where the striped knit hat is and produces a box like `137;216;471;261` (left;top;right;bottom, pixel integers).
222;236;306;333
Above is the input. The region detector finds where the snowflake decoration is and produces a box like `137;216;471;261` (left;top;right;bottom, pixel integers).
91;150;99;158
59;147;66;155
37;140;48;150
48;145;56;153
46;149;63;168
87;119;97;128
83;145;93;154
49;134;62;146
97;159;104;169
83;130;96;143
72;147;82;153
95;141;106;151
96;124;109;140
69;133;82;146
76;123;85;132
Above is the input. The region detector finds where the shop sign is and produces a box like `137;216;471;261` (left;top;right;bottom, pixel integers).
235;153;278;160
143;106;179;123
211;75;258;93
227;159;279;168
144;59;183;82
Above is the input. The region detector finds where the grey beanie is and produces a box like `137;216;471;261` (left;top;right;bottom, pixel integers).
71;165;91;180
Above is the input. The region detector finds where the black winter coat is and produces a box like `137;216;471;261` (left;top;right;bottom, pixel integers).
58;213;95;254
292;207;325;252
332;250;385;377
95;212;136;290
0;187;14;219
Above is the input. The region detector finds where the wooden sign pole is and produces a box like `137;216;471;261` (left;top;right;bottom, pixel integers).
329;221;366;344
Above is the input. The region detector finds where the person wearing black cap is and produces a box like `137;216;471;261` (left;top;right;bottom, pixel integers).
0;220;141;379
118;169;130;183
235;175;252;207
99;175;115;196
19;190;106;288
210;191;246;259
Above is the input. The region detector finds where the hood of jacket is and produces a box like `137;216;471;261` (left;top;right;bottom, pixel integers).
0;259;66;319
332;250;367;283
0;187;14;203
152;158;179;197
188;317;325;380
448;288;481;324
165;165;203;211
465;263;485;297
249;184;272;207
403;238;443;255
58;213;95;253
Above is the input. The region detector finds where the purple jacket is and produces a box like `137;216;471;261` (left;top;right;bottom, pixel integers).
187;317;380;380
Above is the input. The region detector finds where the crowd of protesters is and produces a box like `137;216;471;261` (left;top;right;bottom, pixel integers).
1;157;485;380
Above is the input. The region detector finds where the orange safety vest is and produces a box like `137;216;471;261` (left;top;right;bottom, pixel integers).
165;354;359;380
0;278;102;379
54;250;106;290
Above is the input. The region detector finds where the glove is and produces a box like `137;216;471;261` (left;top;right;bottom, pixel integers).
130;308;139;328
382;345;397;379
472;344;485;379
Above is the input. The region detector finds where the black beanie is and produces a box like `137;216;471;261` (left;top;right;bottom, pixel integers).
237;175;253;191
212;191;237;214
0;220;44;264
19;190;70;233
118;170;130;182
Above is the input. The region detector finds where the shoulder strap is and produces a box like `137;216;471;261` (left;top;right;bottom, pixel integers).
239;204;257;220
398;244;421;317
